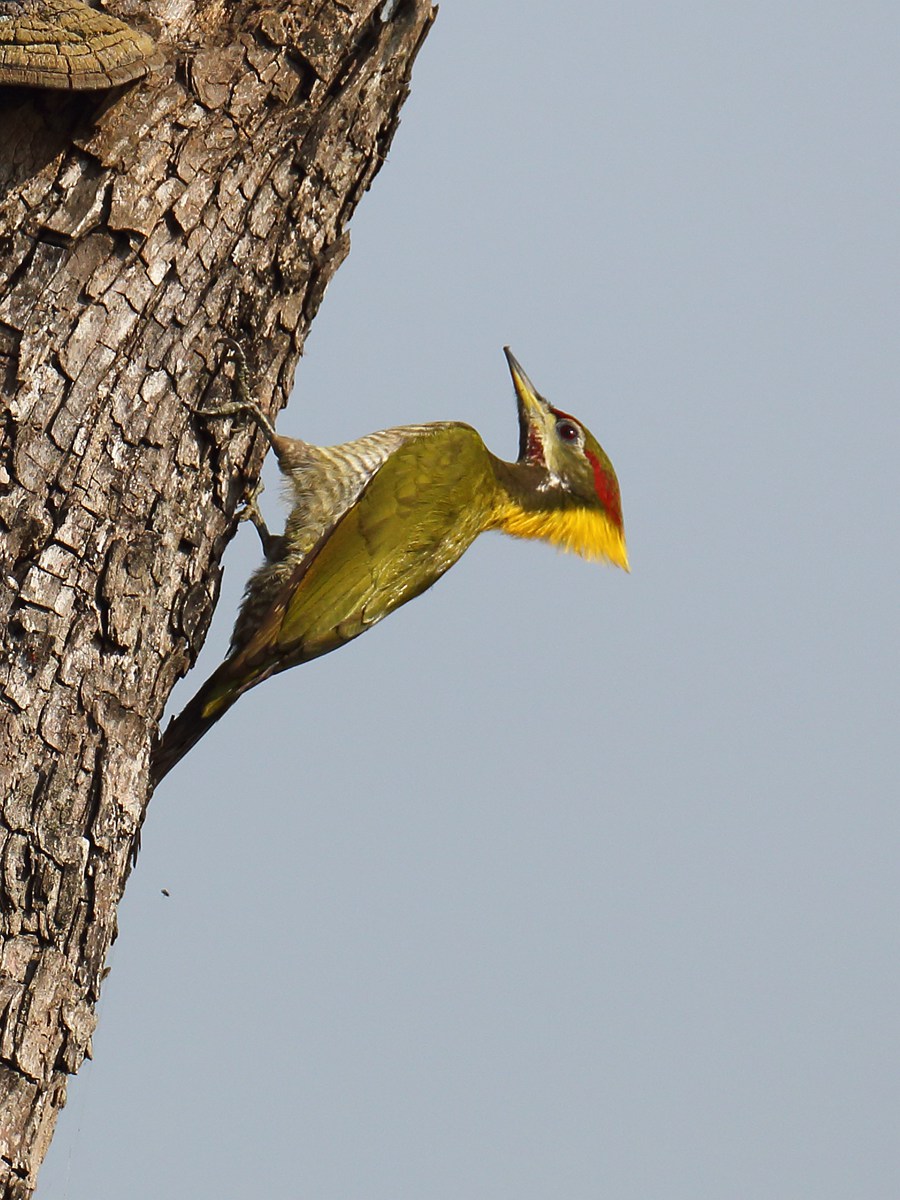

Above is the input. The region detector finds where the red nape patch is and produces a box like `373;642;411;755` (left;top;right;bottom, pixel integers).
585;449;623;528
549;405;577;422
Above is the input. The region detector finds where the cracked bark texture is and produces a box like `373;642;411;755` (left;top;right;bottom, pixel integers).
0;1;435;1193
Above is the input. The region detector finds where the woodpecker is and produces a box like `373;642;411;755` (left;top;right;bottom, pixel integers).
151;347;628;783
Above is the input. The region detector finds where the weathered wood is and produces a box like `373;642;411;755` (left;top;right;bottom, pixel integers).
0;1;434;1193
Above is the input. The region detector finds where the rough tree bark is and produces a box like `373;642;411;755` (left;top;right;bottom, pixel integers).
0;1;434;1193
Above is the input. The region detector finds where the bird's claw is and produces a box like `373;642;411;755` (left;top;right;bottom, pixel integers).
237;480;280;558
189;338;279;448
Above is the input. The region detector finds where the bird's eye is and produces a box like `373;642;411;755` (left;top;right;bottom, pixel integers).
555;418;580;443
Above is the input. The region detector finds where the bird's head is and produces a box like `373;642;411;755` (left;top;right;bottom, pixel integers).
499;347;629;570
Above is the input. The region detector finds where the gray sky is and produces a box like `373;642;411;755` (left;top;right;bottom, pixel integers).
42;3;899;1197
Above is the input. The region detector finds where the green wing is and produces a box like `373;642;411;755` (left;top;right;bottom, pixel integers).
235;423;492;677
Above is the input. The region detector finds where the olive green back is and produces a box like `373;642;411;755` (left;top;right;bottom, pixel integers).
235;423;495;678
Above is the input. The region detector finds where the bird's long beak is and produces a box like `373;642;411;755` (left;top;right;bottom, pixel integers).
504;346;550;463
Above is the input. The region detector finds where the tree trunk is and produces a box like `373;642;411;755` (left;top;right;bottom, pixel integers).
0;1;434;1192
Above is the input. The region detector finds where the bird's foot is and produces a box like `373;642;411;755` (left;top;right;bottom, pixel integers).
221;336;251;405
237;479;280;558
191;399;278;447
190;339;279;448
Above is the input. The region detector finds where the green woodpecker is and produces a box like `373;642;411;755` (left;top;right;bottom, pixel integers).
151;348;628;783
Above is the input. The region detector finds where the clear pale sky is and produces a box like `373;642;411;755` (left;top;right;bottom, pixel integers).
41;3;899;1197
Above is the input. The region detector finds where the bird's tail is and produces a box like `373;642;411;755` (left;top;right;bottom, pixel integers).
150;666;241;787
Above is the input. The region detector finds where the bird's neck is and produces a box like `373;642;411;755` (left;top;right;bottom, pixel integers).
487;456;628;566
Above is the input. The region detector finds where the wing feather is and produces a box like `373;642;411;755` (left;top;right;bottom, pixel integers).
234;424;492;676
